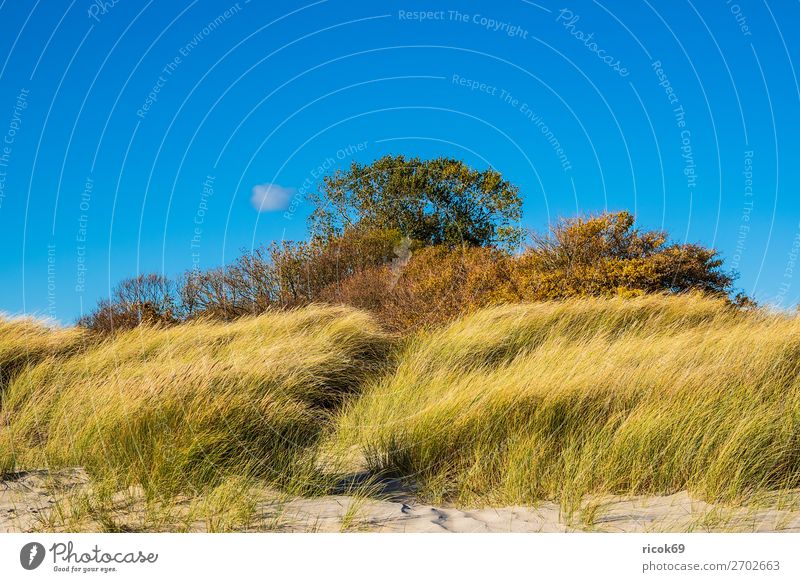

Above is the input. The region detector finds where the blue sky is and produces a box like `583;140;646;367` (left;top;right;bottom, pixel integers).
0;0;798;322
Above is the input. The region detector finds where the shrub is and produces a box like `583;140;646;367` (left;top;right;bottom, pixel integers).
319;265;395;314
270;227;402;308
514;212;735;300
78;274;179;333
317;213;744;332
319;213;741;332
79;230;404;331
79;212;745;334
376;246;520;331
177;227;403;320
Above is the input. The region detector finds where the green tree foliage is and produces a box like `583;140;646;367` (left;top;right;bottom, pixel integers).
308;155;523;249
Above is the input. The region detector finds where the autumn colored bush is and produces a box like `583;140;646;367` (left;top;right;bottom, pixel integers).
376;246;520;331
513;211;734;301
80;210;742;334
269;227;402;308
318;212;738;332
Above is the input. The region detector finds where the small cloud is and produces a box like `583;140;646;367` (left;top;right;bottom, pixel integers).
250;183;294;212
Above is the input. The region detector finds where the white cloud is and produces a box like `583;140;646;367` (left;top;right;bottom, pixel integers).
250;183;294;212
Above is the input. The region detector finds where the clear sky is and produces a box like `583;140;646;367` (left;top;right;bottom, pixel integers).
0;0;798;322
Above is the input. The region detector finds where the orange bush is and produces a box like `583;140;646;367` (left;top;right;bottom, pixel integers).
324;246;520;332
513;212;734;301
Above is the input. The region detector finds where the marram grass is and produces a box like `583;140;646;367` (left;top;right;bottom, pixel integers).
0;317;85;389
330;295;800;508
0;305;391;498
2;296;800;525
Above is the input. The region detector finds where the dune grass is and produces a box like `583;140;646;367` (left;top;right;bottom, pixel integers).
330;295;800;510
0;317;86;391
0;306;391;502
2;296;800;530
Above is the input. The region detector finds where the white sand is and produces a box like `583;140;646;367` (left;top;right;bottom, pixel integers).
3;468;799;533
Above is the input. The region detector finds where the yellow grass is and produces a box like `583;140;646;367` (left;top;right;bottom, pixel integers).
331;295;800;508
1;306;391;498
2;296;800;529
0;317;85;388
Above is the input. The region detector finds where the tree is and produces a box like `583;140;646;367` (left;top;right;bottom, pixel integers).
308;155;523;249
515;212;736;300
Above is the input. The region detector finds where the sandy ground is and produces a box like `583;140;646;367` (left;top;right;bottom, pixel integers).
272;493;800;533
2;468;800;533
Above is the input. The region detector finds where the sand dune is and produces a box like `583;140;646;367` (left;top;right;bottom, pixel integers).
2;469;800;533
